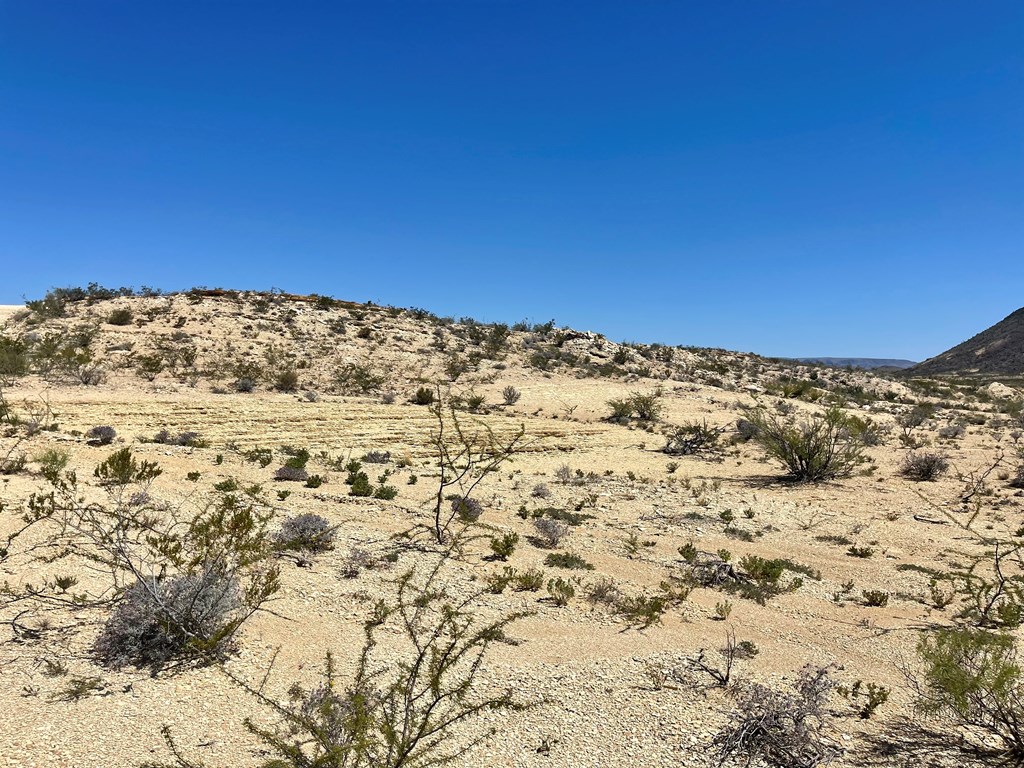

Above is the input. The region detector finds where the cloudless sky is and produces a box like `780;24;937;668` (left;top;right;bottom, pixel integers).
2;2;1022;359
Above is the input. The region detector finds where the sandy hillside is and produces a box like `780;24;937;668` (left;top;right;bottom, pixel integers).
1;289;1022;768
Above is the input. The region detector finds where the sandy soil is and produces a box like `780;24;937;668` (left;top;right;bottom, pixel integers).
0;292;1019;767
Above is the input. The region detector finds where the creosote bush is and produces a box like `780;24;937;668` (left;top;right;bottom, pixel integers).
742;405;867;482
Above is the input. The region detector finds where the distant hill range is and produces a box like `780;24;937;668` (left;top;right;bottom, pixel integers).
792;357;917;370
909;306;1024;376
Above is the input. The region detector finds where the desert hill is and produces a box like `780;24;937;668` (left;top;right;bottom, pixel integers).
1;286;1022;767
910;305;1024;376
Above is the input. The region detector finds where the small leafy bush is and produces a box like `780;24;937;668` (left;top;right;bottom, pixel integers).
547;577;575;606
489;532;519;561
502;385;521;405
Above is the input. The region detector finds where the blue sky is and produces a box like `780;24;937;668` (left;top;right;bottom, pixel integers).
2;2;1021;360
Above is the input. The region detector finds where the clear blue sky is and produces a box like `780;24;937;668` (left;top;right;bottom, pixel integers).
2;2;1021;360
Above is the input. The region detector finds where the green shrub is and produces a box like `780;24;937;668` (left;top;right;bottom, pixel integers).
742;405;867;482
547;577;575;606
106;308;133;326
489;532;519;561
544;552;594;570
916;627;1024;759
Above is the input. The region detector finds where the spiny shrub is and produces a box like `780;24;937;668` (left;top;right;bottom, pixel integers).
274;514;336;553
93;567;242;668
899;452;950;482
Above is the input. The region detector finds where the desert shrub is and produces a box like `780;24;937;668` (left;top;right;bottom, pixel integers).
735;418;760;442
34;447;70;482
939;424;966;440
898;403;936;445
915;627;1024;759
87;425;117;446
305;474;325;488
544;552;594;570
664;420;725;456
532;517;569;548
715;666;838;768
153;430;205;447
274;368;300;392
861;590;889;607
489;531;519;561
244;447;274;467
334;363;385;394
93;566;243;668
106;307;133;326
274;513;335;553
742;405;867;482
363;450;391;464
531;482;551;498
450;495;484;523
630;390;663;421
615;593;669;628
1008;464;1024;489
274;466;309;482
339;547;379;579
413;386;435;405
502;385;521;405
547;576;575;606
607;398;634;420
899;452;950;482
0;336;29;383
733;555;804;605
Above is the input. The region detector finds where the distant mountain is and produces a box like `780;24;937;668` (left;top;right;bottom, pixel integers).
910;306;1024;376
793;357;917;370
